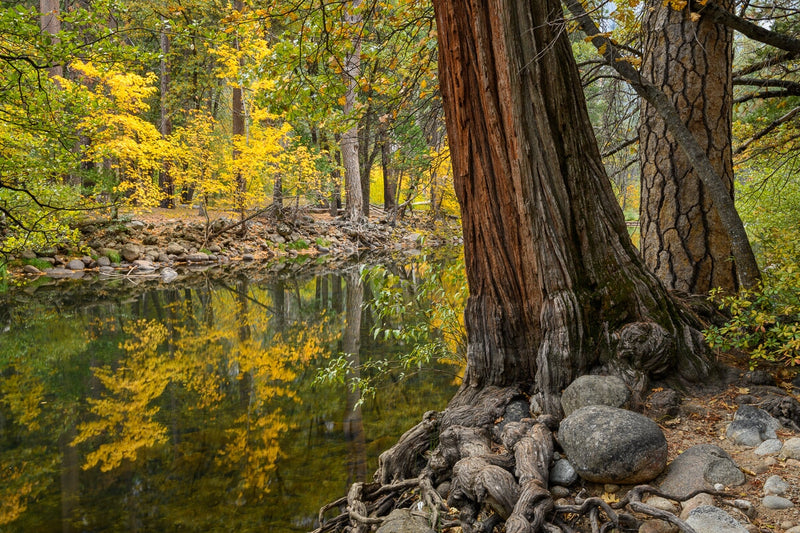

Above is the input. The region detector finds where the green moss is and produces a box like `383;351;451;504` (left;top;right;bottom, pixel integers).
24;258;53;271
105;250;121;264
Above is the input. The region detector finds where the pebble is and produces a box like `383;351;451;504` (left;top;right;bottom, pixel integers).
22;265;41;274
763;475;789;496
680;493;714;520
551;485;570;498
67;259;85;270
645;495;677;513
786;526;800;533
754;438;783;456
781;438;800;460
604;484;620;494
731;499;755;518
762;495;794;509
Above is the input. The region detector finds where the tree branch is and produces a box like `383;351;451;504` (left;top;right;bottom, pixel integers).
691;0;800;52
734;105;800;156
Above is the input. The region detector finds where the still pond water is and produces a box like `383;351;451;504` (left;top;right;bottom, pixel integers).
0;256;462;532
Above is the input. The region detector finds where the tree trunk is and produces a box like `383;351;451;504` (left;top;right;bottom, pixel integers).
434;0;709;415
379;121;397;217
340;0;364;221
232;0;246;231
159;18;175;209
40;0;62;78
639;0;738;294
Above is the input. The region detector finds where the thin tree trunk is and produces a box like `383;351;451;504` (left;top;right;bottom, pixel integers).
343;271;367;484
639;0;738;294
434;0;709;415
379;122;397;217
159;18;174;208
40;0;62;78
340;0;364;221
232;0;246;231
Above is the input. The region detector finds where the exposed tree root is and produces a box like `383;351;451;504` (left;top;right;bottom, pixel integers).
313;387;726;532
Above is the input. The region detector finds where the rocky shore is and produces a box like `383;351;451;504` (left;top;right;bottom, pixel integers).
7;208;460;284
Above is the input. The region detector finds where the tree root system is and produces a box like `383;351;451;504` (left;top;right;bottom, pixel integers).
312;387;729;533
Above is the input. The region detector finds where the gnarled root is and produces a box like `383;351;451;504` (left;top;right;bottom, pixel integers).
313;388;721;533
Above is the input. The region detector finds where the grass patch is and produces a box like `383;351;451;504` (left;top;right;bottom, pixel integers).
104;250;122;264
287;239;310;251
23;258;53;271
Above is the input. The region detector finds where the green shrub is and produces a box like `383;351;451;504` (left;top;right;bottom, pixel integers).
287;239;309;251
105;250;121;264
704;230;800;369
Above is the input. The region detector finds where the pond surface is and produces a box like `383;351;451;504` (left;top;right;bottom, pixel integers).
0;255;463;532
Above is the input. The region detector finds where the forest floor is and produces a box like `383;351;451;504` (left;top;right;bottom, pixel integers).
643;366;800;532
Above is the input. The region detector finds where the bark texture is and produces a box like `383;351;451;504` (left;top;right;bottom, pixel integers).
40;0;62;78
640;0;737;294
340;0;364;221
434;0;709;415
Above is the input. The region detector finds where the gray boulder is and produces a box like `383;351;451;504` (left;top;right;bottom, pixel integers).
96;256;111;267
121;243;142;262
558;405;667;484
166;242;187;255
658;444;745;499
67;259;85;270
754;438;783;456
726;405;781;446
22;264;41;274
764;475;789;496
685;505;748;533
560;375;630;416
186;252;209;262
160;267;178;283
375;509;435;533
763;495;794;509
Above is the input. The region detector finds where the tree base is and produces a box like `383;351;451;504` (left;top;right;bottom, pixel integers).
313;385;727;533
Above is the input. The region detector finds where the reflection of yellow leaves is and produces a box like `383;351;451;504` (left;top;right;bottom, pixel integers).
0;373;45;431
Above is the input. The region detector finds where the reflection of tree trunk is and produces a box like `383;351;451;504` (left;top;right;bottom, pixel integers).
271;281;286;332
331;274;343;314
343;271;366;484
60;427;79;533
236;279;253;408
320;275;329;309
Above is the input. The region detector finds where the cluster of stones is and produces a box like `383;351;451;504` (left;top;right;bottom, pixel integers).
546;374;800;533
14;215;431;282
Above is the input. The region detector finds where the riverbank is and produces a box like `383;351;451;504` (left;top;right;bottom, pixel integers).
4;205;462;286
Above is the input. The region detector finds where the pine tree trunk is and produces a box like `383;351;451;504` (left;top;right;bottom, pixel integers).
639;0;739;294
434;0;710;416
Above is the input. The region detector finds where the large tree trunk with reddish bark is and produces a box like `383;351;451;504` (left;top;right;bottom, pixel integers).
639;0;739;294
314;0;716;531
436;0;709;416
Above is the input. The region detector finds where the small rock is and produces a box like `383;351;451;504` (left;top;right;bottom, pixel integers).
20;249;37;260
714;483;725;491
731;499;756;519
96;256;111;267
639;519;678;533
142;235;159;245
160;268;178;283
98;266;115;275
166;242;187;255
128;220;146;230
645;495;677;513
685;505;749;533
157;253;170;263
648;388;681;418
132;260;156;271
208;244;221;253
680;493;715;520
745;370;776;386
551;485;570;498
762;495;794;509
560;375;631;416
764;475;789;496
186;252;209;262
726;405;781;447
754;438;783;456
242;253;255;261
550;459;578;487
67;259;85;271
604;484;620;494
22;265;41;274
121;243;142;262
786;526;800;533
375;508;435;533
781;521;795;530
780;437;800;460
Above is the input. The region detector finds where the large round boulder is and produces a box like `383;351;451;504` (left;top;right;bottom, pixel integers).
558;405;667;484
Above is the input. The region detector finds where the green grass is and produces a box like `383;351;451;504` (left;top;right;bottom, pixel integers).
104;250;121;264
23;258;53;271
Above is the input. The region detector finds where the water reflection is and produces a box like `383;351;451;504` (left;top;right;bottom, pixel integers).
0;259;462;532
